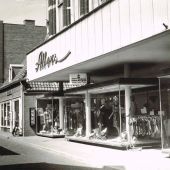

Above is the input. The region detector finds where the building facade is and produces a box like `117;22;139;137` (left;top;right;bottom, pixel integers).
26;0;170;148
0;20;46;84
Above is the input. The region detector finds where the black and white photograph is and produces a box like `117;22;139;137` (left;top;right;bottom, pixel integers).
0;0;170;169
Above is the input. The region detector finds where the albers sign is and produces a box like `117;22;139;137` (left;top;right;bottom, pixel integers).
35;51;71;72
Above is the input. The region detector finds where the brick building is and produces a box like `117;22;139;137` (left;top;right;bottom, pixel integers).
0;20;46;84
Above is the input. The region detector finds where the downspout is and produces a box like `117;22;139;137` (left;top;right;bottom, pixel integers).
20;82;25;136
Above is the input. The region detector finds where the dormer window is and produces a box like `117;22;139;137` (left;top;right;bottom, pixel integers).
9;64;24;82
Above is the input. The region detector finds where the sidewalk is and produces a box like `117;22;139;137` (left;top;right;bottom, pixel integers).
0;131;170;170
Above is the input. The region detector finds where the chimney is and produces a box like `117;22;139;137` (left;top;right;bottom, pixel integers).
23;20;35;27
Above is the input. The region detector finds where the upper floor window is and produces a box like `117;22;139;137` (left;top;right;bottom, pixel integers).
63;0;71;27
92;0;108;9
80;0;89;16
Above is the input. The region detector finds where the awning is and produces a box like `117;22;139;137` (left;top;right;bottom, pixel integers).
33;30;170;81
26;81;60;92
65;78;158;94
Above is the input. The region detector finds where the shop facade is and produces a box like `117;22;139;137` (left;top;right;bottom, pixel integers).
0;86;22;134
0;65;67;137
26;0;170;148
63;78;161;148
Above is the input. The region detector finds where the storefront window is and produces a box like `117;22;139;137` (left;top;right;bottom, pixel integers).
1;104;4;126
159;78;170;151
0;102;11;128
7;103;10;126
65;78;161;148
37;98;60;136
125;86;161;147
90;94;122;140
64;97;85;137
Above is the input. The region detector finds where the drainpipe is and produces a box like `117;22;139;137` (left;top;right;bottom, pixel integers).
20;82;25;136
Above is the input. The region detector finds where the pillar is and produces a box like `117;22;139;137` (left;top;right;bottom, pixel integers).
85;91;91;136
125;86;131;142
124;64;131;143
59;97;64;130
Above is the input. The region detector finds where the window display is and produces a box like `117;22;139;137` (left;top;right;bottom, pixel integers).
37;99;61;136
64;97;85;137
159;78;170;153
90;94;122;140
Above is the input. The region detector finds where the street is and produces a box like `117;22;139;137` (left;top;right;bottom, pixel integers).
0;132;170;170
0;134;101;170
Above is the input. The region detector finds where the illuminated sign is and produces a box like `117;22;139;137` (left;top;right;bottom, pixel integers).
35;51;71;72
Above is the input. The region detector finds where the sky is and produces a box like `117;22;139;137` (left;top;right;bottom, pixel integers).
0;0;47;26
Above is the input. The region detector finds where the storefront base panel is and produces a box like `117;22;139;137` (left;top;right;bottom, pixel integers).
37;133;65;138
162;149;170;156
66;136;161;150
0;127;10;133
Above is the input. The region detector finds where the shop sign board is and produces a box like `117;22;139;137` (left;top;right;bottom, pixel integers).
69;73;87;84
6;90;12;96
27;36;73;81
30;108;36;127
35;51;71;72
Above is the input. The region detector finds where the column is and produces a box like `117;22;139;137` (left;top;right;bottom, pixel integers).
59;97;64;130
85;91;91;136
124;64;131;143
125;86;131;142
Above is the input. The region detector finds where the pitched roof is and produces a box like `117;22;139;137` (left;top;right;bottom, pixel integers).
0;64;27;90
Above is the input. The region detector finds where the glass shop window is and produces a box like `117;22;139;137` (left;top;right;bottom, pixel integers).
0;102;11;128
37;99;60;135
90;94;122;140
64;97;85;137
159;78;170;150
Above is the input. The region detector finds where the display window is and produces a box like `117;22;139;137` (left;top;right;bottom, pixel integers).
159;78;170;154
36;98;60;136
0;102;11;128
64;97;85;137
90;94;122;140
126;89;161;146
65;78;161;148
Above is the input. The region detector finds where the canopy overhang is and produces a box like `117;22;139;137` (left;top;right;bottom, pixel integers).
65;78;158;95
33;30;170;82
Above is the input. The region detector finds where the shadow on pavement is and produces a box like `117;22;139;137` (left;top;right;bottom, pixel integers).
0;163;125;170
0;146;19;156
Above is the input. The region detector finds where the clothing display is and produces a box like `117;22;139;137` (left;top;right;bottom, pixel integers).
130;115;161;138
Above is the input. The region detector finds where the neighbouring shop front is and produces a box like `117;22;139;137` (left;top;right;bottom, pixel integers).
65;78;161;149
36;97;64;137
0;86;23;136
